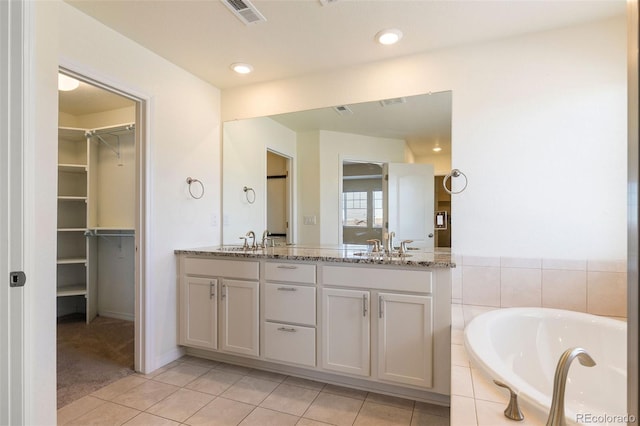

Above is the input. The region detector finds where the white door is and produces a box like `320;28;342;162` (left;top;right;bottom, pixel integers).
321;288;370;376
179;276;218;350
1;1;25;423
378;292;433;388
384;163;435;250
220;279;259;356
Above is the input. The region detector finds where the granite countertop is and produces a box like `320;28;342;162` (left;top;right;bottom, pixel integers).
174;244;456;268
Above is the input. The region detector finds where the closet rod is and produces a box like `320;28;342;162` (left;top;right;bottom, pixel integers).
90;123;135;136
85;230;134;237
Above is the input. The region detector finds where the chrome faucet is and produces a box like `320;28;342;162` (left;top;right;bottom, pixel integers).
261;229;271;248
384;231;395;253
546;347;596;426
366;239;382;252
246;230;257;249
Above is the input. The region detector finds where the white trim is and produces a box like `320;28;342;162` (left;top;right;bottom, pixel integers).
57;57;154;374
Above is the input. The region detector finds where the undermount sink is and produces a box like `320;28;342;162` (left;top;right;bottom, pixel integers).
353;252;412;258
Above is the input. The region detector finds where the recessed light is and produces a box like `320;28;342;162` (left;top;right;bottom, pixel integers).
58;73;79;91
375;29;403;45
432;146;442;152
230;63;253;74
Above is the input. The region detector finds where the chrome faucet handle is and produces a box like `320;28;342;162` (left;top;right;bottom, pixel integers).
398;239;413;255
245;230;257;249
494;380;524;421
239;236;249;249
366;239;381;252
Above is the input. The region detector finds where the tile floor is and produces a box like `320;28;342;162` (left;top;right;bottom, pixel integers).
57;355;451;426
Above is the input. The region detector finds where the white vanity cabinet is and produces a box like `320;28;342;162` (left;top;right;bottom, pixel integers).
179;257;259;356
377;292;433;388
321;265;437;389
321;288;370;376
177;252;451;403
263;262;317;367
179;276;218;350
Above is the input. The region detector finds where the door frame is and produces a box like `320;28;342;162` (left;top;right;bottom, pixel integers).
58;61;151;374
1;0;27;423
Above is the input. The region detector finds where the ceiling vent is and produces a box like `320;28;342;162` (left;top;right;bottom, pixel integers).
333;105;353;116
222;0;267;25
319;0;340;6
379;97;407;107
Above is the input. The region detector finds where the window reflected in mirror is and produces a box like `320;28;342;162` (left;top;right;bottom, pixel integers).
342;161;383;244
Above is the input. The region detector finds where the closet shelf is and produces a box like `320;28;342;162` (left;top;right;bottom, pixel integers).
58;164;87;172
57;228;87;233
58;196;87;201
56;284;87;297
57;257;87;265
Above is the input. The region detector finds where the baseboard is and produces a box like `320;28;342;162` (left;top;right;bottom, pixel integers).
98;310;134;322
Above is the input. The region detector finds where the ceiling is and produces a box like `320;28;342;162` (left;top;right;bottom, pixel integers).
270;91;452;157
65;0;625;90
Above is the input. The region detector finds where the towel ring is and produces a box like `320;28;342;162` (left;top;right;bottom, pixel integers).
186;177;205;199
243;186;256;204
443;169;468;195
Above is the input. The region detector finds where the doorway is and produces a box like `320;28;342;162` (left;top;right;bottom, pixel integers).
266;150;292;245
56;69;144;408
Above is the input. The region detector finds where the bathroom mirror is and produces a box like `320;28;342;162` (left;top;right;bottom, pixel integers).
222;91;452;247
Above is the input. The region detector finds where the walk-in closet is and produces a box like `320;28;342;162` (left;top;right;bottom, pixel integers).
57;72;138;407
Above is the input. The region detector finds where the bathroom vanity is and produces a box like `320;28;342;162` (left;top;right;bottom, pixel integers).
174;245;455;404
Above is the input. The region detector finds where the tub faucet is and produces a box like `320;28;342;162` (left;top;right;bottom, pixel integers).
246;230;257;249
546;347;596;426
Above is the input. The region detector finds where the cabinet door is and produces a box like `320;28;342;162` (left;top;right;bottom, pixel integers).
378;293;433;388
179;276;217;350
321;288;370;376
220;279;259;357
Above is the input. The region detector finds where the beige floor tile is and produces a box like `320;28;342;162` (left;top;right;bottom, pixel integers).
147;388;215;422
303;392;363;426
411;411;450;426
123;412;181;425
221;376;280;405
66;401;140;426
353;401;412;426
185;369;244;396
239;407;299;426
185;397;255;426
91;375;148;401
260;383;320;416
57;395;107;425
112;380;179;410
296;419;333;426
413;401;450;418
180;355;221;369
365;392;415;410
153;363;210;387
283;376;326;391
322;384;368;400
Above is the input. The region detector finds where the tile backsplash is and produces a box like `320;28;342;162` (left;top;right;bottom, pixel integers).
452;255;627;318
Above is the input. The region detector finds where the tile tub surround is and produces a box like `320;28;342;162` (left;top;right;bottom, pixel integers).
57;356;451;426
174;245;457;269
453;256;627;318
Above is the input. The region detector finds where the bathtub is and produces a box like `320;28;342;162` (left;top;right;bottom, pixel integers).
464;308;627;425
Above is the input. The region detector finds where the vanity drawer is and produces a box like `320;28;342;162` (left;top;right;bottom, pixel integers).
265;283;316;326
265;262;316;284
183;257;259;280
264;322;316;367
322;265;432;293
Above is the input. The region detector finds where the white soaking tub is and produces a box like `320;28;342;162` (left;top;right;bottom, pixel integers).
464;307;628;425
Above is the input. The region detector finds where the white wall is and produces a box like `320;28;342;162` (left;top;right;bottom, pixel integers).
223;117;296;244
222;16;627;261
59;105;136;129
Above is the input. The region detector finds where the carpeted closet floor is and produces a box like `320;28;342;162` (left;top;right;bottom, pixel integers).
57;314;135;409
